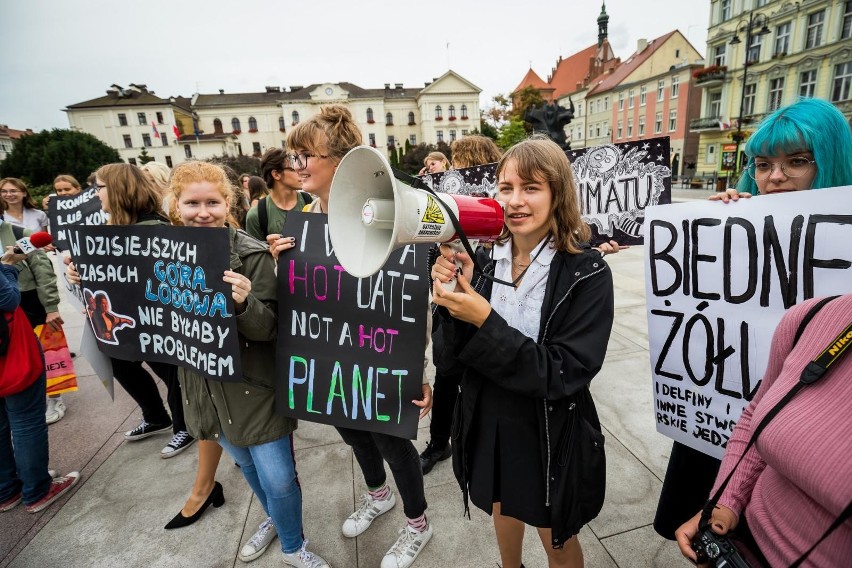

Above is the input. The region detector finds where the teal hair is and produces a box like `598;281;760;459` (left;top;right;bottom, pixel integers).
735;98;852;195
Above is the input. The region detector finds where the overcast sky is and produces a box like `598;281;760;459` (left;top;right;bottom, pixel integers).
2;0;710;132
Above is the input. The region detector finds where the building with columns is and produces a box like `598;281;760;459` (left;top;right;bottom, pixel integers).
689;0;852;181
65;71;481;167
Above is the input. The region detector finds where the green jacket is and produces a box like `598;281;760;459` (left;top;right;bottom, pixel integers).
178;227;296;446
0;221;60;312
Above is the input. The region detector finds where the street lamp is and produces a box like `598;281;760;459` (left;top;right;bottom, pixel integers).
728;11;771;180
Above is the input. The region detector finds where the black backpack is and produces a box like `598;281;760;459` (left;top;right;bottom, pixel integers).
258;192;313;237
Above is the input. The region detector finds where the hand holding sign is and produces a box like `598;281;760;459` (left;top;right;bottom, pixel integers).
223;270;251;313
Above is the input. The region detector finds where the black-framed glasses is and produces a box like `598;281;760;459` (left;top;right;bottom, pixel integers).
288;152;329;170
96;184;108;190
745;157;815;181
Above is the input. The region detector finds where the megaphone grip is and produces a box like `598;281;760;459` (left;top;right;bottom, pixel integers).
441;240;475;292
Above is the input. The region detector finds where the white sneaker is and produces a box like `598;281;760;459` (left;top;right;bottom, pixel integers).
160;431;196;458
380;523;433;568
45;397;66;425
239;517;277;562
341;489;396;537
282;539;330;568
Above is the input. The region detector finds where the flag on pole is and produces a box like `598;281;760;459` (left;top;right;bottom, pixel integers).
151;122;160;139
173;124;181;140
718;117;731;130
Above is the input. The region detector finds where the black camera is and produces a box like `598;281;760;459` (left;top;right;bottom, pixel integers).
691;527;752;568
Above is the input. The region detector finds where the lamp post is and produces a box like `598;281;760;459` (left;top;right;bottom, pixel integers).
729;11;770;180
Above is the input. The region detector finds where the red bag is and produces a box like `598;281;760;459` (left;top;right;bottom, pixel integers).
0;307;45;398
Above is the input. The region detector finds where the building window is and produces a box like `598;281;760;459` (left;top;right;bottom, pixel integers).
603;96;609;110
618;92;624;110
279;116;286;131
365;108;374;123
142;133;152;147
128;158;137;166
460;104;468;119
628;89;635;108
712;45;726;67
436;130;444;143
409;134;417;145
408;111;416;125
156;111;164;124
248;117;257;131
589;125;594;138
123;134;132;148
843;1;852;39
450;129;457;142
435;105;443;119
386;112;393;126
747;32;764;64
388;135;395;149
706;144;716;164
833;61;852;101
213;118;223;133
137;112;146;125
638;116;646;136
184;144;192;158
252;142;261;155
161;133;168;146
671;76;680;98
604;122;610;136
799;70;817;98
640;86;647;106
232;117;241;131
708;91;722;118
768;77;785;111
743;83;757;115
721;0;731;22
165;156;173;167
461;129;469;136
368;133;376;147
655;112;663;133
595;123;601;137
774;22;791;56
292;111;300;125
805;11;824;49
657;80;665;100
448;105;456;119
627;118;633;137
118;113;128;126
669;110;677;131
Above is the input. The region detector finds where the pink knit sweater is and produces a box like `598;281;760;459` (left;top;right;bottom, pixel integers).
712;295;852;567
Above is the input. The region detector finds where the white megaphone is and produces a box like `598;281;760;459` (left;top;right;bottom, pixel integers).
328;145;505;279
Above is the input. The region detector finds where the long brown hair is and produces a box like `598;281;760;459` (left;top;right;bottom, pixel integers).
495;136;589;254
0;177;38;209
450;136;502;169
95;164;162;226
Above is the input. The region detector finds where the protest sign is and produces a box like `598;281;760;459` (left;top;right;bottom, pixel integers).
420;164;497;197
35;324;78;395
66;224;242;382
47;187;108;250
568;136;671;246
645;186;852;458
276;212;429;439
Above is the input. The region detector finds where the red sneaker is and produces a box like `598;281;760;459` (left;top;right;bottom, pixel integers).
25;472;81;513
0;493;22;512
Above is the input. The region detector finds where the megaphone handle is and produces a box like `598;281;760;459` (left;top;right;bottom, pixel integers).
441;239;478;293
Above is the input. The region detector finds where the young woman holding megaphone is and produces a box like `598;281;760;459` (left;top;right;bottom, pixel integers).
431;136;614;568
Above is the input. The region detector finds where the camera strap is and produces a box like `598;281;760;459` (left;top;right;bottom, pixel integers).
700;295;852;566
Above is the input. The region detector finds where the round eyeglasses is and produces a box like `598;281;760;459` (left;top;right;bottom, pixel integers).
288;152;329;170
745;157;815;181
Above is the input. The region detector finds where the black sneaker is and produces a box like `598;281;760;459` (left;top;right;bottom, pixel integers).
124;420;172;441
419;441;452;475
160;431;196;458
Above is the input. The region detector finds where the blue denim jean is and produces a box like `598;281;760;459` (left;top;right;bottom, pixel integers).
0;369;51;505
218;433;304;554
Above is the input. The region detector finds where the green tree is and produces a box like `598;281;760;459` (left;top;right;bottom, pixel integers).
479;120;499;140
389;147;399;167
400;143;434;175
0;129;121;186
496;117;528;150
483;93;512;129
138;147;155;165
511;85;547;122
206;154;262;176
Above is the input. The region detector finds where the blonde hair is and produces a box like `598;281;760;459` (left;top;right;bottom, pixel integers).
287;105;363;164
141;161;172;191
450;136;501;169
168;161;238;227
423;152;449;169
495;136;589;253
95;164;163;226
53;174;82;191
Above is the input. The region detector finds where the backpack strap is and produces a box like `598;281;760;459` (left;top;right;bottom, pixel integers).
300;191;313;205
10;224;25;241
258;197;269;237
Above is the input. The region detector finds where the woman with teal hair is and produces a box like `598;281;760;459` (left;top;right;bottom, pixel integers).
714;98;852;201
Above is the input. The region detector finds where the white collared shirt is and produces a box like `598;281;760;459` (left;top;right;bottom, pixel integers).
489;237;556;341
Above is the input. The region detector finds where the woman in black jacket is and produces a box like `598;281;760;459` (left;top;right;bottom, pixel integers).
432;137;614;568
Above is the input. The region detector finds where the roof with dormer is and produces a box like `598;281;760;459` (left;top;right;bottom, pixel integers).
586;30;678;95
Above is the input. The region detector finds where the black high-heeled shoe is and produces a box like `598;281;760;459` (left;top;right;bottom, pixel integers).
164;481;225;529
